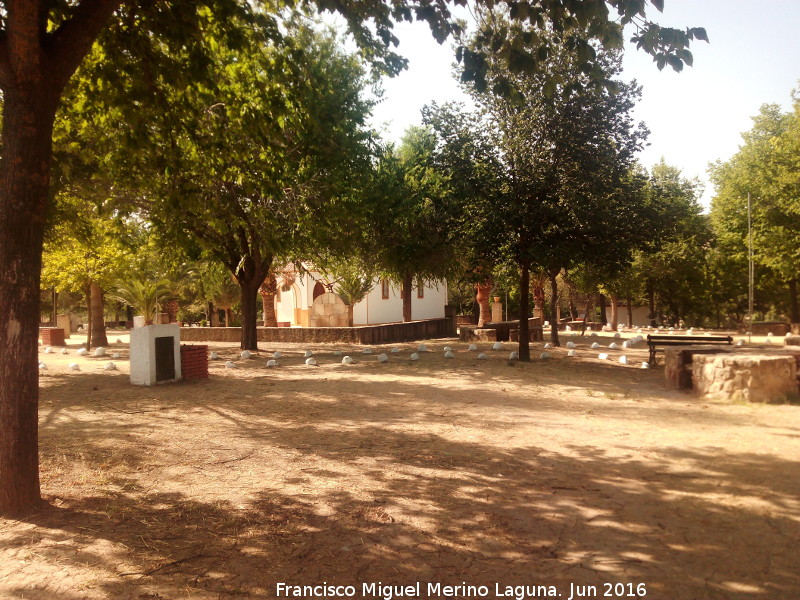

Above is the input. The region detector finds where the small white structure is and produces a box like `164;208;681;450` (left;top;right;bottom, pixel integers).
129;324;182;386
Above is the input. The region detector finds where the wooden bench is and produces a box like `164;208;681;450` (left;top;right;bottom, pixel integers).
647;334;733;365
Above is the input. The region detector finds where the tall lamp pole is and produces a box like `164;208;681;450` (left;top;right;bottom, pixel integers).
748;192;754;343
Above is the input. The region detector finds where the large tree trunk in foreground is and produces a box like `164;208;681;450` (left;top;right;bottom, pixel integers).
549;271;560;347
518;263;531;361
475;278;493;326
401;271;413;322
0;0;123;516
90;281;108;347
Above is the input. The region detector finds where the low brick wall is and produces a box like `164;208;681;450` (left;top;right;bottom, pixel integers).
40;327;66;347
178;318;455;345
180;345;209;381
746;321;791;336
692;354;797;403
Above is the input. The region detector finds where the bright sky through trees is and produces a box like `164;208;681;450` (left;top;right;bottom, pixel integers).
368;0;800;207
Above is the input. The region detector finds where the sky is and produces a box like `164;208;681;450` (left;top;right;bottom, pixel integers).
367;0;800;208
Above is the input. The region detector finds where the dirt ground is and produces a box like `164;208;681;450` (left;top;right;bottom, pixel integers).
2;330;799;599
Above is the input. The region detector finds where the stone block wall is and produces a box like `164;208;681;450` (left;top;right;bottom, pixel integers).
309;292;349;327
692;354;797;403
180;345;209;381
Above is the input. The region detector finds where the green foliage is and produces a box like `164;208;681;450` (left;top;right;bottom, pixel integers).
106;278;172;325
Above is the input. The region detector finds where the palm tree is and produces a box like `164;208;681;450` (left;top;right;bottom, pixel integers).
108;278;171;326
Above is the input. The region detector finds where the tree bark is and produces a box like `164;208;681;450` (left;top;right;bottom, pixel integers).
626;296;633;327
609;295;619;331
518;263;531;361
90;281;108;347
401;271;413;322
789;279;799;324
646;280;657;327
532;281;545;321
51;288;58;326
239;281;261;350
549;271;560;347
475;278;493;326
598;293;608;325
260;275;278;327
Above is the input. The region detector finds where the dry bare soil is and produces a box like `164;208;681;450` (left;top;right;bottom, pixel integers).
2;333;799;599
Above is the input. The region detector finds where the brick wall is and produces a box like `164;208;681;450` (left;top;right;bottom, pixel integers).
178;318;456;345
180;344;209;380
40;328;66;346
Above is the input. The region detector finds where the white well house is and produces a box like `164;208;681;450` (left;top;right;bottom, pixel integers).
129;324;182;386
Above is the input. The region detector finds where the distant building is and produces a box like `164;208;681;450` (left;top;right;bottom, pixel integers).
271;268;447;327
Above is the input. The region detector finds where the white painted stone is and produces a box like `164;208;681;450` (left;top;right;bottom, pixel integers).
112;352;121;359
591;342;600;349
622;341;630;349
272;351;282;359
362;348;373;354
637;328;643;334
567;350;576;357
305;357;317;366
609;342;618;349
765;338;772;345
641;362;650;369
598;353;609;360
613;332;621;339
38;362;47;370
566;341;576;349
104;362;117;371
492;342;503;350
469;344;478;351
342;356;354;365
565;325;571;332
377;353;389;363
587;326;592;332
509;351;519;360
240;350;252;359
304;350;314;358
767;332;774;337
391;348;401;353
540;352;551;359
76;347;88;356
410;353;420;361
590;332;597;337
618;355;628;365
129;324;182;386
209;352;220;360
225;361;237;369
417;344;428;352
94;347;106;357
477;353;488;360
267;359;278;367
333;350;343;356
443;346;452;352
736;340;744;347
544;343;552;349
444;350;455;359
61;348;69;355
69;363;80;371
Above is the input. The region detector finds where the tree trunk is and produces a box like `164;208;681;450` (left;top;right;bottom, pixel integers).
224;309;230;328
789;279;799;324
346;304;354;327
598;293;608;325
84;283;93;351
260;275;278;327
549;272;560;347
609;295;619;331
518;263;531;361
90;281;108;347
209;302;220;327
164;299;179;323
402;271;413;322
532;281;545;321
626;297;633;327
475;278;493;326
0;92;58;514
51;288;58;326
240;280;261;350
647;280;657;327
